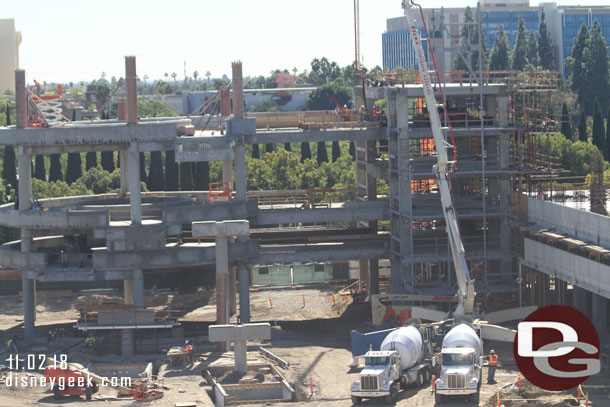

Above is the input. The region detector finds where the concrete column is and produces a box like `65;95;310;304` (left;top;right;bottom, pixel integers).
133;269;144;308
128;148;142;225
222;160;233;187
238;262;250;323
229;266;237;315
234;339;247;374
592;294;608;334
119;150;129;195
369;259;380;295
231;62;244;118
234;142;246;201
18;147;35;338
124;279;134;305
572;286;587;314
121;329;135;356
216;236;229;326
15;70;27;128
125;56;138;125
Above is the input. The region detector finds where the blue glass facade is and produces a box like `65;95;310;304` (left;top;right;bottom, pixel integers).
562;13;610;76
382;29;427;70
482;11;539;48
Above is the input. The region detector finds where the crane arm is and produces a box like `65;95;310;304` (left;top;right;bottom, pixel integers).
402;0;475;315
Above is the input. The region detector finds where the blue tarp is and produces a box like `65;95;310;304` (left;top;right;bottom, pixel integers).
350;328;396;357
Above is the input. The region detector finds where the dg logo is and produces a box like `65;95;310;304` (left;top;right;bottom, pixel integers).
514;305;600;391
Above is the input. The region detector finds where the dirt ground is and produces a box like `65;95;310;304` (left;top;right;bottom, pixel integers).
0;285;607;407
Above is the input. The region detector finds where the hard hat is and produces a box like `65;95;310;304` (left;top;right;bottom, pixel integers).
490;349;495;354
361;105;365;108
343;105;347;108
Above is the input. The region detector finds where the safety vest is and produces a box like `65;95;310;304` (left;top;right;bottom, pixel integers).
489;354;498;366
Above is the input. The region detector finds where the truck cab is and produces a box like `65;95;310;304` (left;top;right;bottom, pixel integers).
434;347;481;403
350;350;402;404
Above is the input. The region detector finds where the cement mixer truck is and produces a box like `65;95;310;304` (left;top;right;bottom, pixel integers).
434;322;484;404
350;325;433;405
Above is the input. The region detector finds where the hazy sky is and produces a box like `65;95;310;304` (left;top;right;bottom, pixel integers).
3;0;609;84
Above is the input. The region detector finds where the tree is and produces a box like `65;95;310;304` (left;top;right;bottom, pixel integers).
139;152;147;183
205;71;211;82
511;16;528;70
164;150;179;191
538;11;554;70
453;7;487;72
2;146;16;187
489;25;511;71
300;142;312;163
95;82;111;112
34;155;46;181
560;103;573;140
49;154;62;182
66;153;82;184
171;72;177;83
147;151;164;191
332;141;341;162
592;100;606;158
308;57;342;85
578;112;588;142
194;161;210;190
85;152;97;170
607;104;610;163
569;24;590;93
252;143;260;159
179;162;193;191
138;99;177;117
581;21;610;114
317;141;328;165
526;30;538;66
305;82;352;110
101;151;115;172
193;71;199;83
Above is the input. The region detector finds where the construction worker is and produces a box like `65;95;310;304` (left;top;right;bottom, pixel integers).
334;105;342;121
373;105;381;122
487;349;498;384
6;338;17;353
85;335;95;349
342;105;350;121
359;105;367;121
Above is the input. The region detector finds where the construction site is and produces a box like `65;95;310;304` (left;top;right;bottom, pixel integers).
0;1;609;407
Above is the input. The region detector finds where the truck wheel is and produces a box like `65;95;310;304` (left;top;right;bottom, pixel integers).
53;385;62;399
471;389;480;403
351;395;362;405
424;366;431;383
386;383;399;404
85;386;93;401
434;392;443;404
400;374;408;389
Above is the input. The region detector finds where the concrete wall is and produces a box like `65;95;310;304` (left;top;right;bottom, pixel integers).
522;238;610;300
251;265;291;286
528;197;610;247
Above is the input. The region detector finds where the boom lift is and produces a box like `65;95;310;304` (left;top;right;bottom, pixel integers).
402;0;475;316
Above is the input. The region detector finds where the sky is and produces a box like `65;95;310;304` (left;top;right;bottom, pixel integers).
2;0;610;84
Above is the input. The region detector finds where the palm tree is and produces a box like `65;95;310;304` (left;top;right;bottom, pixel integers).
171;72;177;83
143;74;149;85
193;71;199;83
205;71;211;83
164;73;169;80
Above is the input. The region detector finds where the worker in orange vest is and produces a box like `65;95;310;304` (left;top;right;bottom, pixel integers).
342;105;350;121
487;349;498;384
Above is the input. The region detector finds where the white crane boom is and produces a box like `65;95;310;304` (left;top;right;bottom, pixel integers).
402;0;475;315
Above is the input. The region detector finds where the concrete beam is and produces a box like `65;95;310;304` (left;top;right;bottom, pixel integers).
0;122;179;147
256;242;389;264
248;128;384;144
257;201;389;224
192;220;249;237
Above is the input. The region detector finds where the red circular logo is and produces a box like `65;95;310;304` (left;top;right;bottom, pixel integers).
513;305;600;391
